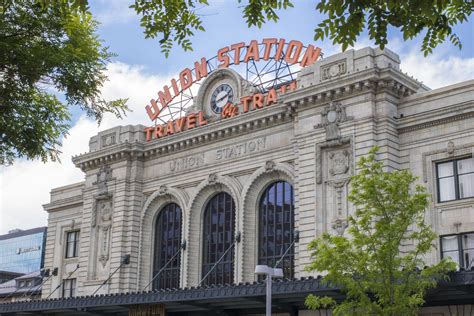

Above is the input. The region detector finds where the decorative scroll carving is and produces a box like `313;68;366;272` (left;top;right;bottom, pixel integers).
159;185;168;195
265;160;276;171
98;225;111;267
332;218;349;236
328;179;349;211
315;101;353;141
208;173;218;185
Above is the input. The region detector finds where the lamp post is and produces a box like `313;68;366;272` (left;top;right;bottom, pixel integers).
255;265;283;316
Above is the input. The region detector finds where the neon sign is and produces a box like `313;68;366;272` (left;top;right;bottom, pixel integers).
144;39;322;141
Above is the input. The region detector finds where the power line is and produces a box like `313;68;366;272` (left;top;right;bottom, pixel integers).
92;254;130;296
46;264;79;299
143;241;186;291
199;232;241;286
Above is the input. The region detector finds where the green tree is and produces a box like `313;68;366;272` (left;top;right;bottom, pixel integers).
0;0;127;165
129;0;472;57
305;147;455;315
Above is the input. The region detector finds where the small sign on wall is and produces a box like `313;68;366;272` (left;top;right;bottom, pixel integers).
129;304;165;316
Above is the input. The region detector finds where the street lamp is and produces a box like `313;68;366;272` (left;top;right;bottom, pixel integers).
255;265;283;316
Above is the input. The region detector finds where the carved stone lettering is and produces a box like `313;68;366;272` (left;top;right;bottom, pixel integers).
169;153;204;172
215;137;266;161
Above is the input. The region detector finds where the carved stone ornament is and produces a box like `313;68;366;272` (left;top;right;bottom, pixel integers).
208;173;218;185
332;218;348;236
265;160;276;171
321;60;347;81
99;254;109;268
93;165;112;195
329;150;350;177
159;185;168;195
447;141;455;155
100;202;112;222
98;225;111;268
92;200;112;228
315;101;353;141
241;79;259;97
101;132;116;148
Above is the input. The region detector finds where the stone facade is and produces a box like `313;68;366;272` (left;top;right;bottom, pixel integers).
41;47;474;313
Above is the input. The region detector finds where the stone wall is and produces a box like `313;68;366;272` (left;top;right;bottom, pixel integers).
41;47;474;300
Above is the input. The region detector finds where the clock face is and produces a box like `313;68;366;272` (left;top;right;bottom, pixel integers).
210;84;234;114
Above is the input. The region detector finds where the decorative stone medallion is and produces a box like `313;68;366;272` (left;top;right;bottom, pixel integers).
315;101;352;141
329;149;350;177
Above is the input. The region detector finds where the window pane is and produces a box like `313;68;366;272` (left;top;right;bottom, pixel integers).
462;234;474;249
442;236;459;251
439;177;456;201
153;203;182;290
458;157;474;175
438;161;454;178
202;193;235;286
258;181;294;279
441;236;460;269
463;233;474;269
459;174;474;199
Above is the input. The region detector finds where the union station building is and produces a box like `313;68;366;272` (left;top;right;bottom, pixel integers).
1;44;474;315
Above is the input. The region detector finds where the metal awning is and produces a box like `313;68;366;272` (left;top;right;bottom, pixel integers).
0;271;473;315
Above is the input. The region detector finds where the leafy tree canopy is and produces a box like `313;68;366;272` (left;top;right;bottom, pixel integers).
304;147;456;315
130;0;472;57
37;1;473;56
0;0;128;165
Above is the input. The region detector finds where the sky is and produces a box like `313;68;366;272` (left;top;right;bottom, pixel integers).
1;0;473;234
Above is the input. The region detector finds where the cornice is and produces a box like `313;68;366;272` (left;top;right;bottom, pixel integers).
72;105;293;172
43;195;84;212
398;107;474;134
283;68;422;111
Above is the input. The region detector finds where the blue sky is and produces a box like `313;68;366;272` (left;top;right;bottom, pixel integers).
1;0;473;234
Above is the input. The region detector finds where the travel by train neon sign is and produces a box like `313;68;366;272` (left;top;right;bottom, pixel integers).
144;38;322;141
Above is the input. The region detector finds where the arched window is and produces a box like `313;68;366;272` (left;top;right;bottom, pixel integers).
258;181;294;278
202;192;236;285
153;203;182;290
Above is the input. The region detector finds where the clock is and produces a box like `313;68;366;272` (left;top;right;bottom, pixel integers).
210;84;234;114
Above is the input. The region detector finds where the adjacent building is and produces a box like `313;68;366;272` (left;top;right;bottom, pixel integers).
0;45;473;315
0;228;47;275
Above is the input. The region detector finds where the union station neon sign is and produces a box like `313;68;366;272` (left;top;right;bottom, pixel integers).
144;39;322;141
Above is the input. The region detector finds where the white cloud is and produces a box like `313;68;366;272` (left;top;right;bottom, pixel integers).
0;117;97;234
0;62;170;234
323;37;474;89
399;49;474;89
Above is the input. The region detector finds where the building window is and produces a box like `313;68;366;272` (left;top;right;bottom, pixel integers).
258;181;295;279
441;233;474;270
437;157;474;202
62;278;76;298
202;192;235;286
65;231;79;258
152;203;182;290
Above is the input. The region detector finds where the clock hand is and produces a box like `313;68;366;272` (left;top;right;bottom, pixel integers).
216;94;229;103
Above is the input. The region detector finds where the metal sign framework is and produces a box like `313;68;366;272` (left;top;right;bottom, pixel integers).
154;42;322;124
